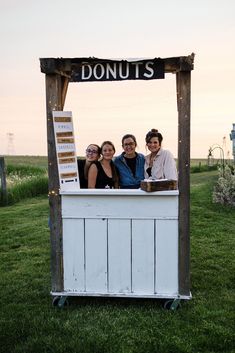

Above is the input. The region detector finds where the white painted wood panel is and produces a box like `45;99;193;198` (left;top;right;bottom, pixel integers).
85;219;107;292
63;219;85;291
108;219;131;293
132;220;155;294
155;220;178;294
62;190;179;196
61;192;181;299
62;194;178;219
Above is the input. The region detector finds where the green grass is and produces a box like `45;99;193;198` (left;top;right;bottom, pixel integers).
0;172;234;353
4;155;48;168
0;164;48;206
5;176;48;205
6;164;47;175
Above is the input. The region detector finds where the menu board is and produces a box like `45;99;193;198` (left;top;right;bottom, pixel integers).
52;111;80;191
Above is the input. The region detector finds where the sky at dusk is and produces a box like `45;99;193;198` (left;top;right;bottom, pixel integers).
1;0;235;159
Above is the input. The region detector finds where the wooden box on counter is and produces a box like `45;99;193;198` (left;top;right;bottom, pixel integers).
140;179;178;192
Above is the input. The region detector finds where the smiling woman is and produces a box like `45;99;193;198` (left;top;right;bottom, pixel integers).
88;140;119;189
77;144;101;188
144;128;177;181
114;134;145;188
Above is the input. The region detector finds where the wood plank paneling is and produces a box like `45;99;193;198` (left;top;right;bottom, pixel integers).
63;219;85;291
62;194;178;219
85;219;107;292
132;220;155;294
108;220;131;293
155;220;178;294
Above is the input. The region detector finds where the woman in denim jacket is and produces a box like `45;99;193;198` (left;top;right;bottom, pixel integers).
114;134;145;189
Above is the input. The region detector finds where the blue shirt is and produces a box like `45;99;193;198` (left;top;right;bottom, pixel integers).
114;152;145;188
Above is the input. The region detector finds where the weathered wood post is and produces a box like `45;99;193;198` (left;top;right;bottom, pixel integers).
176;54;194;296
40;58;69;293
0;157;7;206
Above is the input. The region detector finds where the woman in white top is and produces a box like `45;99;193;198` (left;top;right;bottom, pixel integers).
144;129;177;180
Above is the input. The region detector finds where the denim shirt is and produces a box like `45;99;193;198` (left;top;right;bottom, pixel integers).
114;152;145;188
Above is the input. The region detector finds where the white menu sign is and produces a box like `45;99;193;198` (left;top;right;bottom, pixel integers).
52;111;80;191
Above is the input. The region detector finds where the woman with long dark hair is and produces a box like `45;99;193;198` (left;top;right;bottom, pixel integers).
77;144;101;188
88;141;119;189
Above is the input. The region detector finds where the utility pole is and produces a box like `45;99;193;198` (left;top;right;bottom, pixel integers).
7;132;15;155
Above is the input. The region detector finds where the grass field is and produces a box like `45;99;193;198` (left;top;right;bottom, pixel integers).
3;155;219;168
4;156;48;168
0;170;234;353
0;162;48;206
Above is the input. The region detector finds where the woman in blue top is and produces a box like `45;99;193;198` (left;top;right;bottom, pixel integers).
114;134;145;189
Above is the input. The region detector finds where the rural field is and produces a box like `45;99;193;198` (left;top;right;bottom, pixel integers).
0;157;234;353
3;155;214;168
4;155;48;168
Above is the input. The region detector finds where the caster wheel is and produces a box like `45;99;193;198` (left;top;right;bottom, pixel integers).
52;296;69;308
163;299;181;310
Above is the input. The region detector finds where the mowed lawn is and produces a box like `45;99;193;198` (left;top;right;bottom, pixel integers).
0;171;234;353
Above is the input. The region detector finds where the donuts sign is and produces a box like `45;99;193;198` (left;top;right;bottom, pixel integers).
71;58;164;82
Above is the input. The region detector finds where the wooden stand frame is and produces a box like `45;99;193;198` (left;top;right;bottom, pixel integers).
40;54;194;296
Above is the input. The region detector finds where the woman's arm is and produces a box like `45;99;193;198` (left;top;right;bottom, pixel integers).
88;163;98;188
163;151;178;180
84;160;92;179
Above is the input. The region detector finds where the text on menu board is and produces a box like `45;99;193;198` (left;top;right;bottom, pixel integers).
52;111;80;191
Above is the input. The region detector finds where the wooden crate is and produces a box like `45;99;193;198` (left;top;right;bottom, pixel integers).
140;179;177;192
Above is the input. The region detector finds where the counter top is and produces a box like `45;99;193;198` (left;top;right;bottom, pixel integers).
60;189;179;196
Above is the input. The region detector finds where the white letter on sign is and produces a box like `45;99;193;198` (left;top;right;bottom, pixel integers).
119;62;129;79
94;64;105;80
106;63;117;79
132;62;141;78
82;65;92;80
143;61;154;78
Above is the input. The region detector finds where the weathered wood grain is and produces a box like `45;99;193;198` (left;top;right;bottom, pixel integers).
45;74;64;292
177;70;191;296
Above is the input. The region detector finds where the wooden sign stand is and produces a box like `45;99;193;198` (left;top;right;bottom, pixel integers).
40;54;194;298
